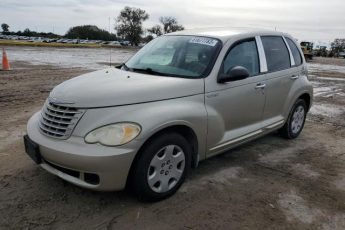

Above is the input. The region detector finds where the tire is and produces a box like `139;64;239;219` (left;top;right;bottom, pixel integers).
131;132;192;201
279;99;307;139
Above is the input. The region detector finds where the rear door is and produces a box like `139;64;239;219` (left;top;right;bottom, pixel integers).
259;36;298;128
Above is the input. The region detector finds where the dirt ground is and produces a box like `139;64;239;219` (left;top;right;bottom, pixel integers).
1;56;345;230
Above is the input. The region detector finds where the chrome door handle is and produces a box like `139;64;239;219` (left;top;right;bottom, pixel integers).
291;75;299;80
255;83;266;89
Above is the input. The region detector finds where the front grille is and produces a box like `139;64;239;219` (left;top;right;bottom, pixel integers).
39;101;84;139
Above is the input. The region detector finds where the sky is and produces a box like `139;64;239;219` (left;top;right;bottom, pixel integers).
0;0;344;42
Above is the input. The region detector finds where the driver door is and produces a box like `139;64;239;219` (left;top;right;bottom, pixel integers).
205;38;267;156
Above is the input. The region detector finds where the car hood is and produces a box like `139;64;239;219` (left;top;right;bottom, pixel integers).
49;68;205;108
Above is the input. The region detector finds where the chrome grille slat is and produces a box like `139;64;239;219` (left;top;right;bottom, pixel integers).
46;104;81;114
44;109;78;120
39;101;84;139
40;118;69;131
39;122;66;136
41;113;74;125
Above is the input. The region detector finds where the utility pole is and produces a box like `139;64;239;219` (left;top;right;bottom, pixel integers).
108;17;111;34
109;17;112;67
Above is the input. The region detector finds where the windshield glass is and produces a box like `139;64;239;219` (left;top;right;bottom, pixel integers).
124;35;221;78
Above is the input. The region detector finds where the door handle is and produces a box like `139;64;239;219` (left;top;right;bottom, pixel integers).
291;75;299;80
255;83;266;89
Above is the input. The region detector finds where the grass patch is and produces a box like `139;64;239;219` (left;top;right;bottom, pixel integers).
0;40;133;49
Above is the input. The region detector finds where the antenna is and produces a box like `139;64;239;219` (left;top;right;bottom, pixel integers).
109;16;112;67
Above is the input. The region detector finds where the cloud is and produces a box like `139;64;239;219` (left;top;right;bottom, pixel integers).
0;0;344;41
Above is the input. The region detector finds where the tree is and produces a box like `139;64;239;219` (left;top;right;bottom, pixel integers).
23;28;33;36
147;17;184;38
159;16;184;34
331;38;345;57
147;25;163;37
1;23;9;32
142;34;154;43
65;25;116;41
115;6;149;46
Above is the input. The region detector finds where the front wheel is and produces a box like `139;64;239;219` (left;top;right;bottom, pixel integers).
279;99;307;139
131;132;191;201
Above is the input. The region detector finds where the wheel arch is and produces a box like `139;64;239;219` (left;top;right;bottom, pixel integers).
285;89;312;119
126;124;199;188
298;93;311;111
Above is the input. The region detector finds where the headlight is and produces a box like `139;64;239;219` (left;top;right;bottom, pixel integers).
85;123;141;146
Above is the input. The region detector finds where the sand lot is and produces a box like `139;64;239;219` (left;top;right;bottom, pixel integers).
1;47;345;230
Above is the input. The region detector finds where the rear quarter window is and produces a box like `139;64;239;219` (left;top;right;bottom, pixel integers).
286;37;303;66
261;36;290;72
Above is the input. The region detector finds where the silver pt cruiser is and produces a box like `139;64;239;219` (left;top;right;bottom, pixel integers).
24;28;313;201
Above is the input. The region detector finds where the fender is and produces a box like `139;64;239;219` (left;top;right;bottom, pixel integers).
73;94;208;161
282;75;313;119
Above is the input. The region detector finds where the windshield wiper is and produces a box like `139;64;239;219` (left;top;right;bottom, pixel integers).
130;67;170;76
119;63;130;70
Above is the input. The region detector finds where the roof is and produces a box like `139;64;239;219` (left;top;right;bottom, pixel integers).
167;27;290;43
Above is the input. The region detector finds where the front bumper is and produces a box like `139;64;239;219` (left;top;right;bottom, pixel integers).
26;112;138;191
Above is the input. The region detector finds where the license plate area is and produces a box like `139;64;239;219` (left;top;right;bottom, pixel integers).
24;135;42;164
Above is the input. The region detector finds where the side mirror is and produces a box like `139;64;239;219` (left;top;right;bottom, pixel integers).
218;66;250;83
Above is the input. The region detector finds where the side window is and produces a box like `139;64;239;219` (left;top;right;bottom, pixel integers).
222;40;259;77
261;36;290;72
286;37;302;66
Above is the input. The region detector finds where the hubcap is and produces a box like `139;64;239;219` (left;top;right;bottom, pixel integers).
147;145;185;193
291;105;305;134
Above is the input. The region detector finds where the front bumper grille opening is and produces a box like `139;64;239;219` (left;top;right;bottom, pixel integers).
84;173;100;185
44;160;100;185
45;160;80;178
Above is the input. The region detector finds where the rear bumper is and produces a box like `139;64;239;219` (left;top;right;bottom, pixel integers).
26;112;138;191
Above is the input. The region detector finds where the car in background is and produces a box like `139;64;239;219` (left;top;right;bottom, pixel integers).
107;41;121;46
120;40;130;46
138;42;147;47
79;40;89;44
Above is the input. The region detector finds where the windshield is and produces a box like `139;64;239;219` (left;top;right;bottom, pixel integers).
124;35;221;78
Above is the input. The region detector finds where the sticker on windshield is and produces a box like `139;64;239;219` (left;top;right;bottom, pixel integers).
189;37;218;46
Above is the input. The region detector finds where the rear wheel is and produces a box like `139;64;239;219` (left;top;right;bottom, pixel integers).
279;99;307;139
131;132;191;201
